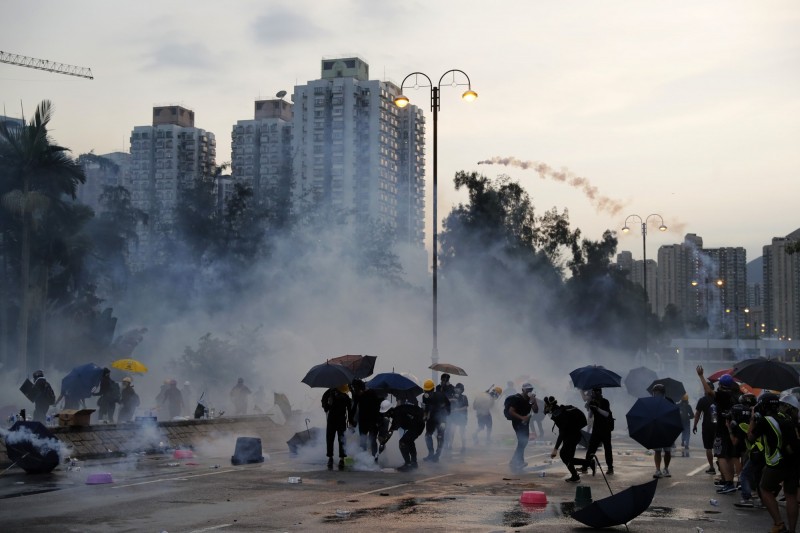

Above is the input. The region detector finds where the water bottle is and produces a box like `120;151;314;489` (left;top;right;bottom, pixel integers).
711;404;718;424
709;499;719;506
46;415;52;427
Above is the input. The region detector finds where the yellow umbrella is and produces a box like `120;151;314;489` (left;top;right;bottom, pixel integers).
111;358;148;374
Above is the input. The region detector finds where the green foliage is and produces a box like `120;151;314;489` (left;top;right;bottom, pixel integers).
170;330;262;392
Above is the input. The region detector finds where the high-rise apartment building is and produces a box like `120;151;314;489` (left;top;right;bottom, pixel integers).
231;98;293;219
128;105;216;270
289;57;426;247
763;228;800;341
707;246;747;338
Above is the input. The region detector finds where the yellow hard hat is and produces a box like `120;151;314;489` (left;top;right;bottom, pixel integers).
423;379;435;391
338;384;350;394
493;386;503;395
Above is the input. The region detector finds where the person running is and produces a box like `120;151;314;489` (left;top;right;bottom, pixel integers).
582;387;614;475
545;395;593;482
473;386;501;446
693;380;717;474
422;379;450;463
650;383;675;478
322;384;352;470
505;383;537;473
379;400;425;472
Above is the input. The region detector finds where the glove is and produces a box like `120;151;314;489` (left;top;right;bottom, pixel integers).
692;427;697;434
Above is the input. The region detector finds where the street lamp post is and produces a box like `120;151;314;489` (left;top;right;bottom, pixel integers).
622;214;667;354
395;70;477;378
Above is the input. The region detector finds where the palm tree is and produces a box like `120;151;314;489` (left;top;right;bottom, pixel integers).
0;100;85;377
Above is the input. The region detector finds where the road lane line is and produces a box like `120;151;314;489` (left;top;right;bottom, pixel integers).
317;473;453;505
686;463;707;476
188;525;232;532
495;451;549;466
112;468;237;488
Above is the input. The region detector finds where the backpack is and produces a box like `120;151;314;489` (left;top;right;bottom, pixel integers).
44;382;56;406
504;394;527;421
555;405;588;431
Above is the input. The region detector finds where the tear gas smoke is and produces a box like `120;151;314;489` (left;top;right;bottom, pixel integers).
477;156;626;216
0;425;71;462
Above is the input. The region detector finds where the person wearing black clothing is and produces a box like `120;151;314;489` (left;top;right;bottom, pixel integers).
30;370;55;423
697;365;740;494
93;368;118;423
380;400;425;471
581;388;614;475
545;395;593;482
507;383;537;472
350;379;384;456
322;384;352;470
449;383;469;454
117;377;140;423
693;382;717;474
422;379;450;462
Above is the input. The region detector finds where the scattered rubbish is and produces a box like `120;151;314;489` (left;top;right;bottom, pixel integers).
173;449;193;459
86;473;113;485
709;499;718;507
335;509;351;518
185;462;199;466
288;477;302;484
695;528;704;533
166;462;180;467
210;464;220;469
380;492;390;496
645;450;654;456
539;471;546;477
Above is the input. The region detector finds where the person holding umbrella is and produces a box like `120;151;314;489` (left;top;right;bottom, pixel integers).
650;384;674;478
321;384;352;470
581;387;614;475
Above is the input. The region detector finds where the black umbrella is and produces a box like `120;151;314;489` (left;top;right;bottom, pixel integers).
328;354;378;379
366;372;423;398
626;396;682;450
4;421;61;474
646;377;686;402
572;479;658;529
301;363;355;389
733;357;800;391
286;427;321;454
570;365;622;390
624;367;658;398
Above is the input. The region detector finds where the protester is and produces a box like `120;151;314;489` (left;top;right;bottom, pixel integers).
544;395;593;482
650;383;674;478
379;399;425;471
582;387;614;475
183;381;194;412
449;383;469;454
350;379;383;457
747;392;799;533
29;370;55;423
161;379;184;419
94;367;120;423
505;383;537;472
54;388;81;411
678;393;694;457
730;393;762;509
230;377;252;415
422;378;450;463
473;386;501;446
117;377;140;423
693;380;717;474
697;365;740;494
322;383;352;470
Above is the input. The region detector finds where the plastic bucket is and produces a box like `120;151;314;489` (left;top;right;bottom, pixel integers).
520;491;547;505
86;473;113;485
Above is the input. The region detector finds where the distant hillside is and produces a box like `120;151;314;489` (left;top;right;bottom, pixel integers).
747;256;763;285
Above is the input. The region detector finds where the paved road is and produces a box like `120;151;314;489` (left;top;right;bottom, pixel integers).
0;433;779;532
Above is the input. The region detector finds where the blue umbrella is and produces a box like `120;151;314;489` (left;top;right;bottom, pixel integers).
367;372;423;397
61;363;104;400
626;396;682;450
570;365;622;390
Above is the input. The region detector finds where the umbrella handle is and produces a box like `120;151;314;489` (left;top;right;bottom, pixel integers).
305;418;311;438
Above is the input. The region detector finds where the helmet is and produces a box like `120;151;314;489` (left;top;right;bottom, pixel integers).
780;393;800;410
423;379;435;391
493;386;503;396
521;382;534;392
32;370;44;379
651;384;666;395
379;400;392;413
756;392;780;414
454;383;464;392
681;393;689;401
237;377;244;384
719;374;735;388
739;393;757;407
338;384;350;394
122;377;132;383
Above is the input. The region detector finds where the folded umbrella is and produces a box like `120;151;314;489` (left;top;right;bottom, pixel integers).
733;357;800;392
646;377;686;402
111;358;148;374
5;421;61;474
626;396;683;450
624;367;658;398
328;354;377;379
301;363;355;389
570;365;622;390
429;363;468;376
61;363;104;400
571;479;658;529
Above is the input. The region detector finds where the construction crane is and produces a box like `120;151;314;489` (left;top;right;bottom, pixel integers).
0;50;93;80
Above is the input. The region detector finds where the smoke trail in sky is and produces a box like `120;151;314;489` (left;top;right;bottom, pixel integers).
477;156;626;216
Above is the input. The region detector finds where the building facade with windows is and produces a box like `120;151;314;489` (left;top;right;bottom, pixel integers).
763;228;800;341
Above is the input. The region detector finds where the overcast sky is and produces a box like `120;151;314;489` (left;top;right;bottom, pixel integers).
3;1;798;264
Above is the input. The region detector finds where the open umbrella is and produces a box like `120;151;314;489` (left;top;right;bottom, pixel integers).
570;365;622;390
646;377;686;402
4;421;61;474
367;372;423;398
429;363;468;376
624;367;658;398
111;358;148;374
733;357;800;391
328;354;377;379
707;367;734;383
287;427;321;454
571;479;658;529
626;396;682;450
61;363;104;400
301;363;355;389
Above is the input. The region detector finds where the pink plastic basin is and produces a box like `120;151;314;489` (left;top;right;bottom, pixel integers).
520;491;547;505
173;449;194;459
86;473;113;485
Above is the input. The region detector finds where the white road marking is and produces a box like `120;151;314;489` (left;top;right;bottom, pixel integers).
317;473;454;505
687;463;707;476
111;468;236;488
495;451;550;466
187;525;232;532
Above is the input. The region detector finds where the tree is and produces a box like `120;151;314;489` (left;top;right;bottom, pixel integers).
0;100;85;375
